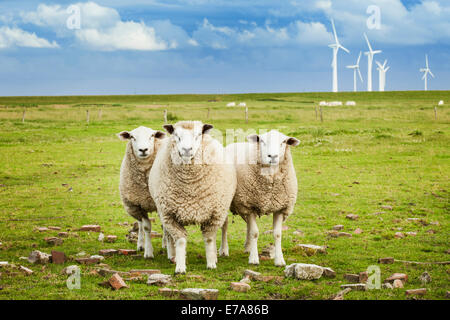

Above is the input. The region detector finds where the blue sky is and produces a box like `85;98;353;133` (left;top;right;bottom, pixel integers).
0;0;449;95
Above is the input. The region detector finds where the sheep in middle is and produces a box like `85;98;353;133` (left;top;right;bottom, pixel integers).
149;121;236;274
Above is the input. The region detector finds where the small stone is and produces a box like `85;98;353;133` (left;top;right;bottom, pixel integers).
354;228;363;234
359;271;368;283
340;283;366;291
419;271;431;284
150;231;162;238
19;266;33;275
187;274;206;281
378;257;394;264
90;255;105;261
79;225;101;232
407;218;420;222
36;227;49;232
293;229;304;236
281;225;289;231
243;270;261;280
58;232;69;237
446;291;450;298
346;214;359;220
328;231;352;238
126;232;138;243
393;279;404;288
426;229;437;234
406;232;417;237
343;274;360;283
129;269;161;275
239;276;251;284
119;249;137;255
381;205;393;210
259;255;271;261
147;273;172;286
109;273;128;290
322;267;336;278
159;287;179;297
51;250;66;264
333;288;351;300
430;221;439;226
295;244;327;256
230;282;251;292
385;273;408;284
28;250;51;264
48;226;61;231
261;244;275;258
284;263;324;280
44;237;63;246
405;288;427;296
180;288;219;300
75;257;101;265
0;262;9;266
106;235;117;243
61;265;79;275
99;249;119;256
395;232;405;239
382;283;393;289
98;233;105;241
333;225;344;231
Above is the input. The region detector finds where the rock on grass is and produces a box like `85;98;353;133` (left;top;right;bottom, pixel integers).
109;273;128;290
79;225;101;232
147;274;172;286
378;257;394;264
230;282;251;292
180;288;219;300
294;244;327;256
28;250;51;264
406;288;427;296
285;263;334;280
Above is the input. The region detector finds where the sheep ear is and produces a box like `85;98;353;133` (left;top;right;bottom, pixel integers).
202;124;213;134
286;137;300;147
163;124;174;134
154;131;165;139
247;134;260;143
118;131;131;140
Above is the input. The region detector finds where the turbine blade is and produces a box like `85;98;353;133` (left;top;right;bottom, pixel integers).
357;51;362;65
383;60;387;68
358;68;363;82
429;70;435;78
422;73;427;80
364;33;373;52
375;61;383;68
426;55;429;68
385;66;390;72
340;45;350;53
331;19;338;44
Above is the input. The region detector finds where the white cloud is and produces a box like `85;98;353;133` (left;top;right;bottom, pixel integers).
0;26;59;49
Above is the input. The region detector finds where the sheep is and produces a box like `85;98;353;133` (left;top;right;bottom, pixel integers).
118;126;166;259
227;102;236;107
239;102;247;107
438;100;444;106
346;101;356;106
149;121;236;274
319;101;328;106
328;101;343;106
226;130;300;267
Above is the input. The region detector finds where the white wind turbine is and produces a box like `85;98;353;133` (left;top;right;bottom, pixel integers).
346;51;363;92
329;19;349;93
364;33;382;92
376;60;390;92
420;54;434;91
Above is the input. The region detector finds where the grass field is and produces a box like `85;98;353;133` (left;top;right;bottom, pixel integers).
0;91;448;300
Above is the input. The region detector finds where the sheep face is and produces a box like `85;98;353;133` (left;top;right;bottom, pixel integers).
164;122;213;164
247;130;299;166
118;126;165;160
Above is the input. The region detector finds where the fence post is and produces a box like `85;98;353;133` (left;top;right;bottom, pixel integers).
86;110;90;124
434;106;437;120
164;109;168;124
319;106;323;123
22;110;26;123
315;106;318;120
207;107;211;119
245;106;248;124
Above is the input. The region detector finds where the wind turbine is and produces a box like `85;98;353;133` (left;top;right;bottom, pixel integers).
329;19;349;93
346;51;363;92
376;60;390;92
364;33;382;92
420;54;434;91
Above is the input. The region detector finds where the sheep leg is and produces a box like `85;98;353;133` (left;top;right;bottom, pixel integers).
243;216;251;253
247;213;260;265
141;217;154;259
219;216;229;257
202;228;218;269
162;226;167;249
137;221;145;252
273;212;286;267
164;218;187;274
166;234;175;262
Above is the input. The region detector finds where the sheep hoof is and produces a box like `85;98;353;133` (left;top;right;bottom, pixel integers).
175;267;186;274
207;263;217;269
274;258;286;267
137;246;144;252
144;253;154;259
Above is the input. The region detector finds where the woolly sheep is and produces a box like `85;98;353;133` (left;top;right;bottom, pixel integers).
118;126;166;259
226;130;300;267
438;100;444;105
319;101;328;106
328;101;343;106
227;102;236;107
239;102;247;107
149;121;236;274
346;101;356;106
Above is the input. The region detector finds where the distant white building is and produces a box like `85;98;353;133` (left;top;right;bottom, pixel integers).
226;102;236;107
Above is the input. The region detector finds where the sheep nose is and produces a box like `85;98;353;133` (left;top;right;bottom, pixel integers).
182;147;193;154
139;148;148;153
268;154;278;159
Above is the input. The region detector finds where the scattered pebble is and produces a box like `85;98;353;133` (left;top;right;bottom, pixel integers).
285;263;335;280
385;273;408;284
230;282;251;292
28;250;51;264
406;288;427;296
393;279;404;289
343;274;360;283
346;214;359;220
109;273;128;290
354;228;363;234
381;205;393;210
44;237;63;246
419;271;431;284
180;288;219;300
378;257;394;264
79;225;101;232
333;225;344;231
98;233;105;241
147;273;172;286
340;283;366;291
106;235;117;243
295;244;327;256
99;249;119;256
394;232;405;239
51;250;66;264
159;287;179;297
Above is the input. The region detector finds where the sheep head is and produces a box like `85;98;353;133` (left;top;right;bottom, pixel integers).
118;126;165;160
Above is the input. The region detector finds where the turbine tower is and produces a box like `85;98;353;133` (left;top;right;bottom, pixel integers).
346;51;363;92
420;54;434;91
364;33;381;92
376;60;390;92
329;19;349;93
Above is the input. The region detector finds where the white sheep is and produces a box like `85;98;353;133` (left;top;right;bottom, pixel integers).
226;130;299;267
346;101;356;106
227;102;236;107
328;101;343;106
239;102;247;107
438;100;444;106
149;121;236;274
319;101;328;106
118;126;166;259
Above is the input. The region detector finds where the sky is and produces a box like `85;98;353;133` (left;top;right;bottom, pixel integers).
0;0;449;96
